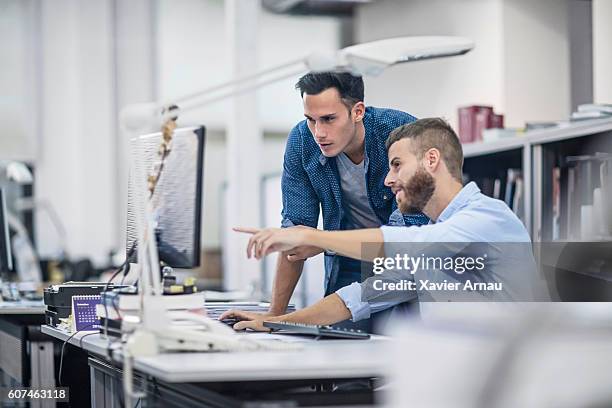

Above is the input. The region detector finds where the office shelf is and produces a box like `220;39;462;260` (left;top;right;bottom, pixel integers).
463;117;612;157
461;117;612;242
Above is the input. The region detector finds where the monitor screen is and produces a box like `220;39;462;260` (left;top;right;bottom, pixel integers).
126;126;205;269
0;188;13;274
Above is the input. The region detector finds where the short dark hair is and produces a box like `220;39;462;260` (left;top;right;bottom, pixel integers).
295;72;364;109
386;118;464;182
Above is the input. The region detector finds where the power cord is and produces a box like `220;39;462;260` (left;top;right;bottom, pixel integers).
102;243;136;342
58;323;95;387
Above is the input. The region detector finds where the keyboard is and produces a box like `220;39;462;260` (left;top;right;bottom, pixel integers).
262;321;370;340
205;302;296;321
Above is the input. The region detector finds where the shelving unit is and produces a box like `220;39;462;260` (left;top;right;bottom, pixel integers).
463;117;612;300
462;117;612;241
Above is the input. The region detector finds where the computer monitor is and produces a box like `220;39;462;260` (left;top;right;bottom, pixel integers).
126;126;205;269
0;188;13;275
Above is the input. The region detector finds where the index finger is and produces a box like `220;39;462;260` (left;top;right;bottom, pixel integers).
233;226;260;235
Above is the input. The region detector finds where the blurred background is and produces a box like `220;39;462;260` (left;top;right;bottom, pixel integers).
1;0;612;307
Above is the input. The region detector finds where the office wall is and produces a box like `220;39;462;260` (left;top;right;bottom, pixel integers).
0;0;39;161
35;0;116;264
568;0;593;110
502;0;571;125
156;0;341;132
593;0;612;104
202;133;287;249
355;0;574;128
354;0;505;127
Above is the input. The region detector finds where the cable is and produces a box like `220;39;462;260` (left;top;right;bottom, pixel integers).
58;324;95;387
102;263;125;342
102;242;136;342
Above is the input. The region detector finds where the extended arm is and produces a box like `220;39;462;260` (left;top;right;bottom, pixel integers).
237;227;385;262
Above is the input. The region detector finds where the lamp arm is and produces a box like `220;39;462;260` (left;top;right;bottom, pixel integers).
172;57;306;106
177;65;307;113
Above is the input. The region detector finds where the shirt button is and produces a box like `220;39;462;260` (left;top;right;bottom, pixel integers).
383;195;388;200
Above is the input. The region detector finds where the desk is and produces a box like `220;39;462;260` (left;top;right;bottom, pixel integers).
42;325;387;407
0;300;54;408
0;300;45;315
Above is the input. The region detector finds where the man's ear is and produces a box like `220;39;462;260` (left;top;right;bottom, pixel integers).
352;101;365;122
424;148;441;171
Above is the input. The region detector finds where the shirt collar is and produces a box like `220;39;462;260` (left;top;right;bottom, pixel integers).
436;181;481;223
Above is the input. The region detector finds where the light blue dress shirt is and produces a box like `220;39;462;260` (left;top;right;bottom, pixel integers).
336;182;537;322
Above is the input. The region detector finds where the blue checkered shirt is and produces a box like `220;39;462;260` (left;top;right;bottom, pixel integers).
281;106;430;294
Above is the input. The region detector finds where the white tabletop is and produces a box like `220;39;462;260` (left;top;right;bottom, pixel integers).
0;300;45;315
41;325;119;357
41;325;388;383
135;334;388;383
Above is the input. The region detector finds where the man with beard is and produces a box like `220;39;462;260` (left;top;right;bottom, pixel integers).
223;118;537;330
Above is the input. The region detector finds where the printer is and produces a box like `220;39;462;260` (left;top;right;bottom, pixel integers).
44;282;128;327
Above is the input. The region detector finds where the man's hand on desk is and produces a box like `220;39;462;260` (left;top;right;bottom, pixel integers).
218;309;278;332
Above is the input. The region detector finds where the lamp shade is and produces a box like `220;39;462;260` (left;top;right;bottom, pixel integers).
336;36;475;76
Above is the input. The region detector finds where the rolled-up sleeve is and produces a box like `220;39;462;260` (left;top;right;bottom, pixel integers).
336;278;414;322
336;282;371;322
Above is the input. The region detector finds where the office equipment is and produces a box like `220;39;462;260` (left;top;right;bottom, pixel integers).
43;282;128;327
126;126;205;269
263;321;371;339
71;294;101;331
0;188;13;276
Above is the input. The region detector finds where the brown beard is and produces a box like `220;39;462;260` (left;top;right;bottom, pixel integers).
398;168;436;213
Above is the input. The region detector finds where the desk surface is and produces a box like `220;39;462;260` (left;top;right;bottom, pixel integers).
41;325;117;357
42;325;388;383
0;300;45;315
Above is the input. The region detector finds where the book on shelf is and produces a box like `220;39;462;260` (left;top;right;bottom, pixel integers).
566;166;580;239
554;153;612;240
577;103;612;114
552;167;561;240
458;105;505;144
512;177;525;223
464;168;523;221
571;111;612;121
493;178;502;200
569;104;612;121
504;168;522;209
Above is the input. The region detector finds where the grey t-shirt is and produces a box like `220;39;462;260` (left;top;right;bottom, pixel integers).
336;153;381;230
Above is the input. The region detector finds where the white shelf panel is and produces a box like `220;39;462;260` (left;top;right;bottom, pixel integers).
462;117;612;158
